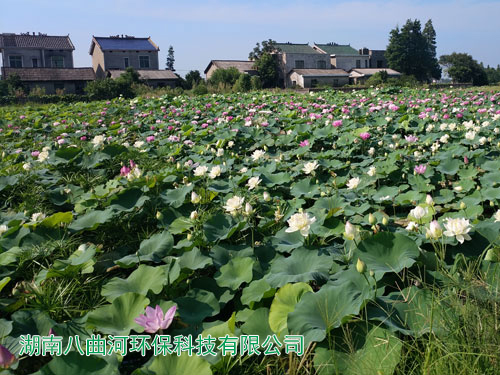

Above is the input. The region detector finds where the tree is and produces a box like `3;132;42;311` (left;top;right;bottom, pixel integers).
484;65;500;84
386;19;441;81
208;67;241;87
439;53;488;85
233;73;251;92
185;70;203;89
166;46;175;71
248;39;281;88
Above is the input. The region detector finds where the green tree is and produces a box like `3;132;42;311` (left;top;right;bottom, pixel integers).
248;39;279;60
386;19;441;81
208;67;241;87
250;75;262;90
439;53;488;85
166;46;175;71
484;64;500;84
233;73;251;92
249;39;281;88
185;70;203;89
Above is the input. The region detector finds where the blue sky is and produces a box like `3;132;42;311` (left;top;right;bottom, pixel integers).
2;0;500;76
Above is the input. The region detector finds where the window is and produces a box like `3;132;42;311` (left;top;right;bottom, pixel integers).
295;60;304;69
139;55;150;68
124;57;129;68
356;60;361;68
9;56;22;68
52;56;64;68
317;60;326;69
377;60;383;68
32;58;38;68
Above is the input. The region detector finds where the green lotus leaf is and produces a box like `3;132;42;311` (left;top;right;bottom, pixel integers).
215;257;254;290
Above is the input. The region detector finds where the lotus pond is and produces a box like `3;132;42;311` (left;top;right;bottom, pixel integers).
0;87;500;374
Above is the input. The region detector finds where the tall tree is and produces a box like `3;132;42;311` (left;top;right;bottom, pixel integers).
185;70;203;89
248;39;281;88
386;19;441;81
166;46;175;71
439;53;488;85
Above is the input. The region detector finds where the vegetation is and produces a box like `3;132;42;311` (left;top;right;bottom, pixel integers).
0;87;499;374
440;53;489;86
249;39;281;88
386;19;441;82
166;45;175;71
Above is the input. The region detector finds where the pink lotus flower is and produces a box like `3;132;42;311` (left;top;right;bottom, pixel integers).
414;164;427;174
332;120;343;127
405;135;418;143
464;156;469;164
0;344;15;369
120;165;131;176
146;135;155;142
135;305;177;333
299;140;310;147
359;132;371;140
31;151;40;157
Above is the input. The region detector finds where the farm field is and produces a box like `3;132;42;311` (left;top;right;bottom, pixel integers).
0;87;500;374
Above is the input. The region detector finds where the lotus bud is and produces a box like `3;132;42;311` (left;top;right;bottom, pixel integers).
490;201;495;207
368;213;376;225
484;249;498;262
356;258;367;273
244;203;253;216
382;217;388;226
156;211;164;220
369;270;375;277
460;202;466;210
426;195;434;205
190;211;198;220
176;162;181;169
187;233;192;241
263;191;271;201
344;221;356;240
426;220;442;239
263;145;268;151
191;191;201;204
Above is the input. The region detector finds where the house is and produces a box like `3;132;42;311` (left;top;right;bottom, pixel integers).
359;48;388;68
1;67;95;94
313;43;370;70
349;68;401;84
0;32;75;69
108;69;178;88
289;69;349;88
204;60;257;80
273;43;331;87
89;35;160;79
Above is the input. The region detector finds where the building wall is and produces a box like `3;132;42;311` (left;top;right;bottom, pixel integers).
279;53;330;79
289;72;349;88
205;64;218;80
23;80;89;94
331;55;370;70
369;50;387;68
92;45;106;79
2;48;73;68
102;50;159;71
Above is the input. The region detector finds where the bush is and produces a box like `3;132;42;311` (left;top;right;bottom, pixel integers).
192;82;208;95
84;67;142;100
251;75;262;90
28;86;47;96
233;74;252;92
208;67;241;87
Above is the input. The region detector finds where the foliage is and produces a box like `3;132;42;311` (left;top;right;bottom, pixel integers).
233;74;252;92
85;67;142;100
252;53;280;88
185;70;203;90
208;67;241;87
166;45;175;71
248;39;279;61
440;53;489;85
484;64;500;84
386;19;441;81
0;87;500;374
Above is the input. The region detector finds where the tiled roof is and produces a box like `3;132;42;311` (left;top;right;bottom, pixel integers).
349;68;401;77
274;43;320;54
204;60;257;74
290;69;349;77
91;36;159;54
0;33;74;50
314;43;359;55
1;68;95;81
108;69;178;80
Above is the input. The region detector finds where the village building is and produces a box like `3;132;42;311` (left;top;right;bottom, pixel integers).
204;60;257;80
289;69;350;88
349;68;401;84
313;43;370;70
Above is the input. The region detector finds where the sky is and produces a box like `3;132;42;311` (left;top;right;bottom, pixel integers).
1;0;500;77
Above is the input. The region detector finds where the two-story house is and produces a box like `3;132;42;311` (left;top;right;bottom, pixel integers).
89;35;177;87
0;32;95;94
313;43;370;70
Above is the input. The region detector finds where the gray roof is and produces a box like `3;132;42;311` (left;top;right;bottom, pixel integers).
274;43;320;54
290;68;349;77
204;60;257;74
1;67;95;81
0;33;74;50
90;36;159;54
108;69;178;80
349;68;401;77
313;43;358;56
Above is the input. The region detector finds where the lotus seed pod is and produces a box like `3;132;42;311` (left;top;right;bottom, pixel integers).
356;258;367;273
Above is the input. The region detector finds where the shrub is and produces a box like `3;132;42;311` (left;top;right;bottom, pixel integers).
208;67;241;87
251;75;262;90
233;74;252;92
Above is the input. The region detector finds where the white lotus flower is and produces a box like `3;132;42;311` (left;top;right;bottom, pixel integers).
409;206;428;220
367;166;376;177
190;211;198;220
426;195;434;205
302;161;318;175
263;191;271;201
209;165;221;179
251;149;266;161
247;176;262;190
346;177;360;190
495;210;500;222
91;135;106;148
191;191;201;204
134;140;145;148
465;131;476;140
0;224;8;235
344;221;357;240
406;221;418;231
23;163;31;171
31;212;46;222
244;203;254;216
443;218;472;243
127;166;142;181
194;165;208;177
285;212;316;237
426;220;442;239
216;148;224;157
37;150;49;162
224;196;244;215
